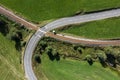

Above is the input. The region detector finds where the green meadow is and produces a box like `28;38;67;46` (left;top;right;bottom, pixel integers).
61;17;120;39
34;53;120;80
1;0;120;22
0;34;24;80
33;37;120;80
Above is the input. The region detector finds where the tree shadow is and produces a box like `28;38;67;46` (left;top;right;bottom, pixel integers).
47;52;55;61
87;60;93;66
11;32;22;51
98;57;107;68
0;20;9;36
35;56;41;64
106;53;116;67
47;52;60;61
54;53;60;61
34;54;41;64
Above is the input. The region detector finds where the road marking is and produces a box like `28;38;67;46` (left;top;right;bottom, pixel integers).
38;29;46;33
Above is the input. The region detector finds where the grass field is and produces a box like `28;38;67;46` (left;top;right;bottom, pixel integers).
33;37;120;80
60;17;120;39
1;0;120;22
0;34;24;80
34;53;120;80
0;14;31;80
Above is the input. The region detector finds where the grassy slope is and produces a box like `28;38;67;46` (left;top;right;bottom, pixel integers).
61;17;120;39
0;14;32;80
35;53;120;80
0;0;120;21
0;34;24;80
34;38;120;80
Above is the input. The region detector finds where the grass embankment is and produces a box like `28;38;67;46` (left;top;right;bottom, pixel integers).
33;37;120;80
0;34;24;80
1;0;120;22
0;15;31;80
36;54;120;80
60;17;120;39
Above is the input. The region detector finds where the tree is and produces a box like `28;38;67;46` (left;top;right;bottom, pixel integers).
106;51;116;67
97;53;106;60
85;55;93;65
11;32;22;51
39;41;47;50
97;53;107;67
117;54;120;64
104;47;120;67
116;53;120;64
52;49;60;61
73;45;78;50
46;46;52;54
52;49;57;55
16;31;23;40
0;20;9;36
46;46;54;61
77;47;84;54
34;54;41;63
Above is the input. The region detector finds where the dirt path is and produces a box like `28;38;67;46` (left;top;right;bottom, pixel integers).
0;5;120;80
0;5;119;46
0;6;38;30
46;32;120;46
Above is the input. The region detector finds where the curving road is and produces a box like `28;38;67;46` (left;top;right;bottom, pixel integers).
0;6;120;80
24;31;44;80
24;9;120;80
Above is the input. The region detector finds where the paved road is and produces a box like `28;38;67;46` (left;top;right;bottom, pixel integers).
24;30;44;80
24;9;120;80
0;6;120;80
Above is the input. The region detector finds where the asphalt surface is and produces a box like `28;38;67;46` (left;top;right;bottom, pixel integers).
24;30;44;80
24;9;120;80
0;6;120;80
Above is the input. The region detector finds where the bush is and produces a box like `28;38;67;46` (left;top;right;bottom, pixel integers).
97;53;107;67
77;47;84;54
39;41;47;50
34;54;41;64
85;55;93;65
